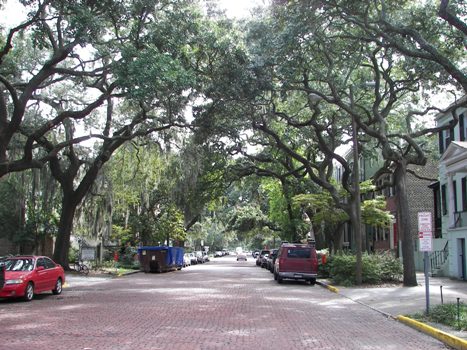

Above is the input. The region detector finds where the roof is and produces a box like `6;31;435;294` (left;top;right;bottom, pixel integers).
434;94;467;121
440;141;467;173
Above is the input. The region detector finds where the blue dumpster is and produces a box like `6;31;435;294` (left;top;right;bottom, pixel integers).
138;246;184;273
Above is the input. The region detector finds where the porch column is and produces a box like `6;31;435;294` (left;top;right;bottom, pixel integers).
447;173;456;228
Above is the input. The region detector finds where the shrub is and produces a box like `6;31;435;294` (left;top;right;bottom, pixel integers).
327;251;402;286
411;303;467;331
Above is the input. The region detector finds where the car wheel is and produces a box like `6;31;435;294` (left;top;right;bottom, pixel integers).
277;277;283;284
309;278;316;286
53;278;63;295
23;282;34;301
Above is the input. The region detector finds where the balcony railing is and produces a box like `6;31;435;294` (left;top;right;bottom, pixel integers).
430;241;449;273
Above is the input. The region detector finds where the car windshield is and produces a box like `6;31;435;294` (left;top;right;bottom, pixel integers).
4;258;34;271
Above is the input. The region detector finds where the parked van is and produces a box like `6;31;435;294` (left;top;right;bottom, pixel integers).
274;242;318;285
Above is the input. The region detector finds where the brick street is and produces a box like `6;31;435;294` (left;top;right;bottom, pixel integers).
0;256;449;350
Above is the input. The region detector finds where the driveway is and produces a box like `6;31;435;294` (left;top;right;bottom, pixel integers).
0;256;449;349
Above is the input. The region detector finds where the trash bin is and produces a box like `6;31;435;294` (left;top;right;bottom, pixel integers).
138;246;184;273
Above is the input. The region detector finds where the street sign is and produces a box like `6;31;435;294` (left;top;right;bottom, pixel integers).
418;211;433;315
81;247;96;260
417;212;433;252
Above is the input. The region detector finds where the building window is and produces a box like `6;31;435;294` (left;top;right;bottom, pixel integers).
441;184;447;216
462;177;467;212
438;127;454;154
434;185;441;219
460;113;466;141
453;180;458;212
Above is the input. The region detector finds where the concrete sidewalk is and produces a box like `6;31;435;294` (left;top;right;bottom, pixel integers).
319;272;467;341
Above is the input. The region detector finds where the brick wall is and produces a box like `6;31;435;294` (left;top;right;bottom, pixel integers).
406;159;438;239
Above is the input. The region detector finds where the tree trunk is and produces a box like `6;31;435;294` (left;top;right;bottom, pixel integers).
53;194;78;270
394;161;417;286
330;222;345;255
349;198;363;285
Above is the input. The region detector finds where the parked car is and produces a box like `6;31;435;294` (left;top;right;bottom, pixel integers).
252;250;260;259
195;251;204;264
202;252;210;263
183;254;191;267
0;255;65;301
236;253;247;261
188;253;198;265
274;243;318;285
266;249;278;272
214;251;223;257
256;249;270;267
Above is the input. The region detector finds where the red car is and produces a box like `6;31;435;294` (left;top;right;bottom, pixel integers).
274;243;318;285
0;255;65;301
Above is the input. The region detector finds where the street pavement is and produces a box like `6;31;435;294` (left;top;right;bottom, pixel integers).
0;256;460;349
319;272;467;341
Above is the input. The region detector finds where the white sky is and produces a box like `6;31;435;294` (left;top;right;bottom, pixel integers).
0;0;26;29
216;0;267;18
1;0;267;29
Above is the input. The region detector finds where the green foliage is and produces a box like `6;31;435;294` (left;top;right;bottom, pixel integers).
68;246;79;263
293;192;348;226
116;246;140;270
328;252;403;286
227;204;270;234
153;205;186;244
0;181;21;241
411;303;467;331
361;196;394;228
110;225;133;246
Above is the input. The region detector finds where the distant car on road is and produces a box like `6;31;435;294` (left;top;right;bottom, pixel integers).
183;254;191;267
236;253;247;261
0;255;65;301
214;251;223;257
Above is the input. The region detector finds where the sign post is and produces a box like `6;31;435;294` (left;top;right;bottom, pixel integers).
418;212;433;315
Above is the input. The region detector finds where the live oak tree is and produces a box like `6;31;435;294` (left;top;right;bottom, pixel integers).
319;0;467;92
0;0;122;177
261;0;466;286
0;0;247;267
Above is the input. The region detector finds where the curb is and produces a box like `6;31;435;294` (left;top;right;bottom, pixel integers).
114;270;141;277
316;280;339;293
397;315;467;350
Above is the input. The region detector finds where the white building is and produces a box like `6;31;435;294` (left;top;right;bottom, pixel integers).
437;98;467;280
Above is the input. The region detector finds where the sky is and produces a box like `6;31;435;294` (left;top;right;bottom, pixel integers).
1;0;268;29
217;0;267;18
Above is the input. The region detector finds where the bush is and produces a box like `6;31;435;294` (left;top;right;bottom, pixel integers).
411;303;467;331
117;246;140;269
327;252;402;286
68;247;79;264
